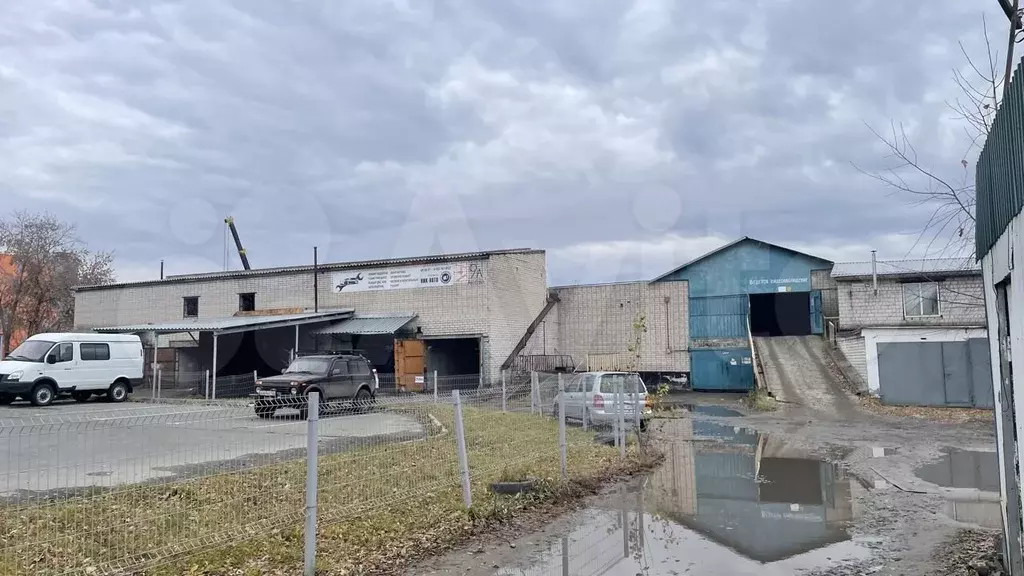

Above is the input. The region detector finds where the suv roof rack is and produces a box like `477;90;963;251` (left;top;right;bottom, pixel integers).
296;349;368;357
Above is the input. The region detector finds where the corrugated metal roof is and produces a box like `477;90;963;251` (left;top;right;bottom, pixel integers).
315;314;417;335
92;310;354;334
831;258;979;279
75;248;542;291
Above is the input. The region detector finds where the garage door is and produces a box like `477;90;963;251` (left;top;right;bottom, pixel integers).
876;339;993;408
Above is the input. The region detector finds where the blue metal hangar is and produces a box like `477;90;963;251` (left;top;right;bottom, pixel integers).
651;237;835;391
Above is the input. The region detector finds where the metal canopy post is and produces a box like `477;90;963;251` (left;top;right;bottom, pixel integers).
295;325;300;356
212;333;219;400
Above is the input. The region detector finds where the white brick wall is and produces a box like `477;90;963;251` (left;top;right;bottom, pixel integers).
837;275;986;329
836;334;867;382
73;252;549;383
519;281;689;372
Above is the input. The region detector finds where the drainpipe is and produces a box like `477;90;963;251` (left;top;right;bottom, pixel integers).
313;246;319;313
871;250;878;296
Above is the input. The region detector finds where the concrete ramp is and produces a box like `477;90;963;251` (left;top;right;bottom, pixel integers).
754;336;858;418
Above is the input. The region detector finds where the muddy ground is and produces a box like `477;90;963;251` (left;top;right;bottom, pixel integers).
408;389;1003;576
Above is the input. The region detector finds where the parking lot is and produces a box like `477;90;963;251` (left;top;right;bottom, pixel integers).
0;398;425;496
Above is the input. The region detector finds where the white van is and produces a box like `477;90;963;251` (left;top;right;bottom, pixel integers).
0;333;144;406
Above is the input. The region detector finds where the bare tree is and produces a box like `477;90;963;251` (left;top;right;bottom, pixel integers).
0;211;115;355
854;15;1016;261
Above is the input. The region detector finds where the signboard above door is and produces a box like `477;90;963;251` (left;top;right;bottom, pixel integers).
333;261;485;293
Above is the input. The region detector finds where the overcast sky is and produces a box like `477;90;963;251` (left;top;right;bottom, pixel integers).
0;1;1009;285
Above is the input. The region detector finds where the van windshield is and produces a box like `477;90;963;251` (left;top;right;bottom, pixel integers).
599;373;647;394
5;340;55;363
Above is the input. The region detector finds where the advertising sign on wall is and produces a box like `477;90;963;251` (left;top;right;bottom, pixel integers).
332;261;485;293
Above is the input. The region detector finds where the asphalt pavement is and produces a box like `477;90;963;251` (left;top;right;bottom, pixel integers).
0;398;424;496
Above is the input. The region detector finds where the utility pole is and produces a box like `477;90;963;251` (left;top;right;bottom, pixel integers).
1000;0;1022;100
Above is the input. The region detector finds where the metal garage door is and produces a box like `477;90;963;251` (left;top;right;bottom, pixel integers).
876;339;993;408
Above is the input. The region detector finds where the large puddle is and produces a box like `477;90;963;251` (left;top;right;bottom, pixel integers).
495;419;872;575
915;448;1000;492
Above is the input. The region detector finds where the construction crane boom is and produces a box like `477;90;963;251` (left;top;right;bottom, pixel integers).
223;216;251;270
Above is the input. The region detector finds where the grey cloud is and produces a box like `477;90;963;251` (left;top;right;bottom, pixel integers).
0;0;1007;284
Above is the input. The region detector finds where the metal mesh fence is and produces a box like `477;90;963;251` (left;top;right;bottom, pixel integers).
0;372;649;575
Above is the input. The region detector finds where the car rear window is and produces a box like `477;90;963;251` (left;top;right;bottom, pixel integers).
598;374;647;394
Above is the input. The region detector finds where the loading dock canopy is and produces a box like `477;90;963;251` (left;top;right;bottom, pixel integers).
92;310;355;335
314;313;417;335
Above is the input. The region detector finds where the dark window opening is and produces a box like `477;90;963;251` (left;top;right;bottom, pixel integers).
238;292;256;312
81;343;110;361
183;296;199;318
749;292;812;337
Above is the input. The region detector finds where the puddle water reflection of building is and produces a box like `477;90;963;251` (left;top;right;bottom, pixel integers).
502;419;872;575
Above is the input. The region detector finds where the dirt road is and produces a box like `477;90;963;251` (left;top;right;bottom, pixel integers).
409;394;1000;576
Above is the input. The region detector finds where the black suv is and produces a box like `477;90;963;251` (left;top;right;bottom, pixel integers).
250;353;378;419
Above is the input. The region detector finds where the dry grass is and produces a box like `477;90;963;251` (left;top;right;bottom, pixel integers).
0;405;651;576
859;396;994;424
745;389;778;412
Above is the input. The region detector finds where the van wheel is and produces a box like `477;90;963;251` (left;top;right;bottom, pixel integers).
72;391;92;403
0;394;15;405
107;381;129;403
30;383;56;407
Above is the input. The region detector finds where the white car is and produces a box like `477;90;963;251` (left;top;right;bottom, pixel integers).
555;371;651;428
0;333;143;406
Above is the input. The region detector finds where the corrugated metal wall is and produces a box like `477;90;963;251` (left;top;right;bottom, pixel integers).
976;56;1024;260
690;295;749;339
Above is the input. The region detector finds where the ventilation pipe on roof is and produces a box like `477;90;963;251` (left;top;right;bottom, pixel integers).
871;250;878;295
160;260;164;280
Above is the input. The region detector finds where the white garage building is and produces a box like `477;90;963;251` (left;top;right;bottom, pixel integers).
73;249;548;392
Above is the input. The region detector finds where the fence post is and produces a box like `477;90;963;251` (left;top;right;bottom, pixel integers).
617;380;626;459
253;370;258;385
303;391;320;576
501;370;507;412
204;369;210;400
634;385;641;432
452;390;473;509
157;367;163;399
558;373;567;482
531;371;538;415
433;370;439;403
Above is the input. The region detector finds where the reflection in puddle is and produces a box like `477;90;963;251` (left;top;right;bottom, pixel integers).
915;448;1000;492
943;500;1003;529
684;404;745;418
498;420;868;575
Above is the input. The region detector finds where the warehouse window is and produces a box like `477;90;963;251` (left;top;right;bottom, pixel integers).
80;343;110;361
238;292;256;312
183;296;199;318
903;282;940;317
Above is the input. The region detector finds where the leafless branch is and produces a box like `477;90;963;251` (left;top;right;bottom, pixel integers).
0;211;115;355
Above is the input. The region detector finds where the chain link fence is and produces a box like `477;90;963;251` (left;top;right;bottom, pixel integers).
0;372;651;575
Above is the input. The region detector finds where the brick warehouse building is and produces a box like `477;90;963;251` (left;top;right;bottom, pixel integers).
72;236;841;394
73;249;548;390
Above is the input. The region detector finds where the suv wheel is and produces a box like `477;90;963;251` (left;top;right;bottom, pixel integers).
354;388;373;413
30;383;56;407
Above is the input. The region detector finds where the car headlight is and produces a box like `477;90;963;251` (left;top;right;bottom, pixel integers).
290;387;298;395
7;370;22;381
